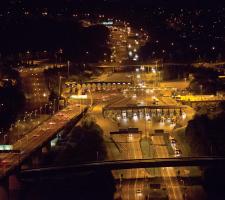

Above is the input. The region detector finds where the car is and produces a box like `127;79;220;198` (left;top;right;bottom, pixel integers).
32;134;40;138
136;189;142;194
170;139;176;144
116;114;121;120
170;139;177;149
174;149;182;157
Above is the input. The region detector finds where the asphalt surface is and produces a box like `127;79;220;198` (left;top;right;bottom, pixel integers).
0;103;87;178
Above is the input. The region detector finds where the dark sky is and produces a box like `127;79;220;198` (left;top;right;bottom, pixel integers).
1;0;224;9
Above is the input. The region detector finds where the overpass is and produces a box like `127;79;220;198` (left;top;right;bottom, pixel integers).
97;61;225;73
0;104;88;184
97;61;188;68
20;157;225;179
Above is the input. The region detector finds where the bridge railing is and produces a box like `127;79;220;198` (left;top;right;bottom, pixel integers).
20;157;225;179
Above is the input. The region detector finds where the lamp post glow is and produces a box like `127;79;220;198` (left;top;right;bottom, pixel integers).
67;60;70;78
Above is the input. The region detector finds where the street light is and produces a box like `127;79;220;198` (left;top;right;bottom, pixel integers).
67;60;70;78
200;84;203;94
58;75;67;98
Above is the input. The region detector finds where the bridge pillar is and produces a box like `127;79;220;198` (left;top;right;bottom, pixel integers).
0;179;8;200
42;142;51;154
31;149;42;168
8;174;21;200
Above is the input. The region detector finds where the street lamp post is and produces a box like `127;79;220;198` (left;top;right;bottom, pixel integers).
53;99;56;114
200;84;203;94
67;60;70;78
4;134;7;144
34;110;37;118
44;104;48;114
39;107;43;115
155;60;158;87
58;76;62;98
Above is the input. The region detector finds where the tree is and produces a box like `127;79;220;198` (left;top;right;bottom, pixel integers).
55;116;107;164
0;66;25;131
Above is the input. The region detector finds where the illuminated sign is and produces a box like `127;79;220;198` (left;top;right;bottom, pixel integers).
102;21;113;26
0;145;13;151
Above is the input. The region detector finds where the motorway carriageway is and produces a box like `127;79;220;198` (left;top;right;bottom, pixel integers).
0;103;87;179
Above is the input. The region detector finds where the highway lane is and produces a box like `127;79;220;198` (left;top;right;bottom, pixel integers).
86;92;150;199
152;136;183;200
104;84;191;199
20;68;49;110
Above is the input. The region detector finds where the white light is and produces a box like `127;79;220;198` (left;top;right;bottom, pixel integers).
122;117;127;122
128;51;133;56
145;114;150;120
117;115;121;120
182;112;186;119
133;114;138;121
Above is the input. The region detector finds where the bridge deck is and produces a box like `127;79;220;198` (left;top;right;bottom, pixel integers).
0;104;87;180
20;157;225;178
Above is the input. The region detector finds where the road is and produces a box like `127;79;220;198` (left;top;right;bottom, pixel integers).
20;68;49;111
86;67;198;200
0;103;87;178
151;135;183;199
86;91;148;199
86;88;186;199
